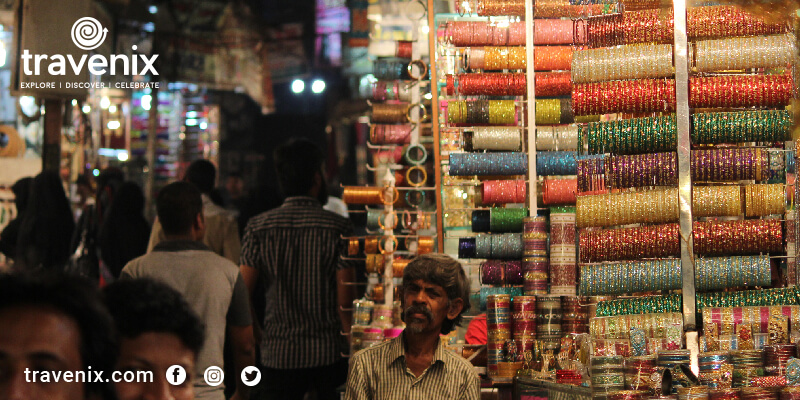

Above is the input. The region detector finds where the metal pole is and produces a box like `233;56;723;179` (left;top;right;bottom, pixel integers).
525;0;537;214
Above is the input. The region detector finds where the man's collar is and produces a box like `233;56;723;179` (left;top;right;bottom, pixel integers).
152;240;211;252
282;196;322;207
389;331;448;371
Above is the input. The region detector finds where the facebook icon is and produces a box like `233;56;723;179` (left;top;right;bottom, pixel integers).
166;365;187;386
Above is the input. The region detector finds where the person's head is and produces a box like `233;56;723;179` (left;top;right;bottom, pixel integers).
156;182;204;241
106;182;145;219
183;160;216;195
95;168;124;199
274;138;327;203
401;254;471;335
95;168;125;217
103;279;205;400
16;172;76;270
0;273;117;400
225;173;244;199
10;177;32;214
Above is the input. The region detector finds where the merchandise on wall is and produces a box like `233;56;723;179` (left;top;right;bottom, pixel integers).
345;0;438;356
427;0;800;394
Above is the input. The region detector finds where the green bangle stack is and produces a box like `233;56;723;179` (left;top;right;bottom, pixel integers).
692;110;791;145
595;287;800;317
581;115;678;155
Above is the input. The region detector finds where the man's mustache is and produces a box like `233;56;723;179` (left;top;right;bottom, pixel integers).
403;304;433;321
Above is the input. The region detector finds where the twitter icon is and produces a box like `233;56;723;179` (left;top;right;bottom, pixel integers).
241;366;261;387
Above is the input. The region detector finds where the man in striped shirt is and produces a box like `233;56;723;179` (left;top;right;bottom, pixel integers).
240;138;357;400
345;254;480;400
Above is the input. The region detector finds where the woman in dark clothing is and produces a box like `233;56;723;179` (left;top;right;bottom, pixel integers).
98;181;151;278
0;177;32;260
15;171;75;271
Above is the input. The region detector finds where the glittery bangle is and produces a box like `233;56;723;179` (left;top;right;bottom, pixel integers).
472;210;491;233
458;238;477;258
449;152;527;176
405;166;428;188
490;207;528;233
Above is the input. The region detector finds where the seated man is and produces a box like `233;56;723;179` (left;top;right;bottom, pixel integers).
0;273;117;400
103;278;206;400
344;254;480;400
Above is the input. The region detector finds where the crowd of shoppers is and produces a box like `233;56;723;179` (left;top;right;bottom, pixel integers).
0;138;479;400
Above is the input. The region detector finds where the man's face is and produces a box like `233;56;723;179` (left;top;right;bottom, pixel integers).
402;279;462;335
0;306;86;400
115;332;195;400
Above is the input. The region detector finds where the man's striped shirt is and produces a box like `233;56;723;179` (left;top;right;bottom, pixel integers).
241;196;357;368
345;332;481;400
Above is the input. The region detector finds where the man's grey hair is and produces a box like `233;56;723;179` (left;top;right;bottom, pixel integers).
402;253;471;334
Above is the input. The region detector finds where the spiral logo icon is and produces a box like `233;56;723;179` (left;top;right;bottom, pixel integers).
71;17;107;51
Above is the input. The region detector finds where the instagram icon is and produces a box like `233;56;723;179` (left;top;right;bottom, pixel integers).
204;366;224;387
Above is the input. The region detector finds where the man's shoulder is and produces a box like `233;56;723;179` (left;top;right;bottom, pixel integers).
247;204;352;231
352;338;395;363
441;344;478;373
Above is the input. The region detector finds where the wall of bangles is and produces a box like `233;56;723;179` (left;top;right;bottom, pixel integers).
425;0;800;389
344;0;441;355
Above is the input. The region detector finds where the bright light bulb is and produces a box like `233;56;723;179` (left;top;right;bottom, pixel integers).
100;96;111;109
108;105;117;113
19;96;34;109
107;121;121;130
71;99;77;106
311;79;325;94
141;95;151;111
421;25;430;34
148;5;157;14
117;151;129;162
291;79;305;94
199;122;208;130
82;105;91;113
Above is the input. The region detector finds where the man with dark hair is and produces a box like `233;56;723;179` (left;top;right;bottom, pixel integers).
344;254;480;400
122;181;254;400
240;138;357;400
104;278;206;400
148;159;241;264
0;273;117;400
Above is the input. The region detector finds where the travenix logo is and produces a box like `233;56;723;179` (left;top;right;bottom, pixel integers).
20;17;158;77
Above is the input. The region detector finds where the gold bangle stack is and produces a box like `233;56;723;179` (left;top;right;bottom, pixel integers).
693;185;742;217
418;236;435;254
576;188;679;228
343;186;384;205
348;238;360;256
364;236;379;254
745;184;785;217
393;258;411;278
366;254;385;274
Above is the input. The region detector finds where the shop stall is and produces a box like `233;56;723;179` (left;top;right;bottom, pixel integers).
346;0;800;398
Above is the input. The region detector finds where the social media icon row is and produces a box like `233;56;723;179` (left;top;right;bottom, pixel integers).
165;365;261;387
